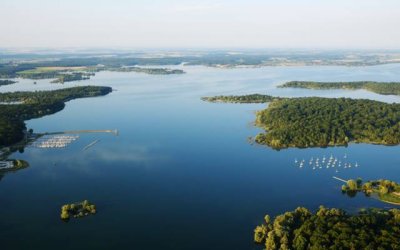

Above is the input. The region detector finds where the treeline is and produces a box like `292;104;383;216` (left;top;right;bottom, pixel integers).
280;81;400;96
342;178;400;204
254;206;400;250
106;67;185;75
255;97;400;149
0;80;16;86
0;86;112;147
201;94;277;103
50;72;93;83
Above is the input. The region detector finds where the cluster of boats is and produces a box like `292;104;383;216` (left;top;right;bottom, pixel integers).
295;154;359;173
0;161;14;170
31;135;79;148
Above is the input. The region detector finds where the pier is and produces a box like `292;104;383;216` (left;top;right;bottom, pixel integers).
43;129;119;136
0;161;14;170
333;176;348;183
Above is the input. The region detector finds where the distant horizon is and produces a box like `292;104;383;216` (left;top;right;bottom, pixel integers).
1;0;399;49
2;47;400;53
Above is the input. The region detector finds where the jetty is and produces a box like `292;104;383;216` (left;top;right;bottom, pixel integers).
83;139;100;151
44;129;118;136
333;176;347;183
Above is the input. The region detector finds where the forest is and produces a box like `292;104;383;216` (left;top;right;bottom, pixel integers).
0;86;112;147
0;80;16;86
255;97;400;149
254;206;400;250
279;81;400;96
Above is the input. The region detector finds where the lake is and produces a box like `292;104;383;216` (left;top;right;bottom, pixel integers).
1;65;399;250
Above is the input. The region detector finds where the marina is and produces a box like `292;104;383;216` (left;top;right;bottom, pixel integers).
0;161;14;170
30;135;79;149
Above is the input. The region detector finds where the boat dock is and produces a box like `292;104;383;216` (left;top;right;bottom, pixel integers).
31;135;79;148
0;161;14;170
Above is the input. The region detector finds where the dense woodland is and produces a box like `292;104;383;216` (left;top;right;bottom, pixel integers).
50;72;93;83
0;86;112;147
254;206;400;250
0;80;16;86
255;97;400;149
201;94;277;103
280;81;400;96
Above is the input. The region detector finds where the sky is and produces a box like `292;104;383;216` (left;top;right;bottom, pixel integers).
1;0;400;49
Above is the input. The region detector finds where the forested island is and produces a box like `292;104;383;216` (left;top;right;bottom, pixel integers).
279;81;400;96
61;200;97;220
255;97;400;149
341;178;400;205
202;95;400;149
0;86;112;147
201;94;276;103
254;206;400;250
0;80;16;86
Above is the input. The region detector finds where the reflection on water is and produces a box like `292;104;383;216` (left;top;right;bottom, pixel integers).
0;65;399;250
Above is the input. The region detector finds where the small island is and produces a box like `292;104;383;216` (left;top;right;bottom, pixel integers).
279;81;400;96
61;200;97;221
0;80;17;86
254;206;400;250
340;178;400;205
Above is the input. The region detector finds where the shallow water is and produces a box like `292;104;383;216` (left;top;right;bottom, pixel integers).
0;65;399;249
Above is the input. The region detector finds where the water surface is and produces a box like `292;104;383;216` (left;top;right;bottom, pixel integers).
1;65;399;249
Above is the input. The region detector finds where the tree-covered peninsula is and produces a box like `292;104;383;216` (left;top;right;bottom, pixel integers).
255;97;400;149
254;206;400;250
279;81;400;96
0;80;16;86
0;86;112;147
201;94;277;103
202;94;400;149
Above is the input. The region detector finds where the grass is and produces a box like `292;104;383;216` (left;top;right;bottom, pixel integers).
378;193;400;205
17;66;88;74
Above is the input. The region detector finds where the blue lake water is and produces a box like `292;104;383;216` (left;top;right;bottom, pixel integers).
0;65;399;249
